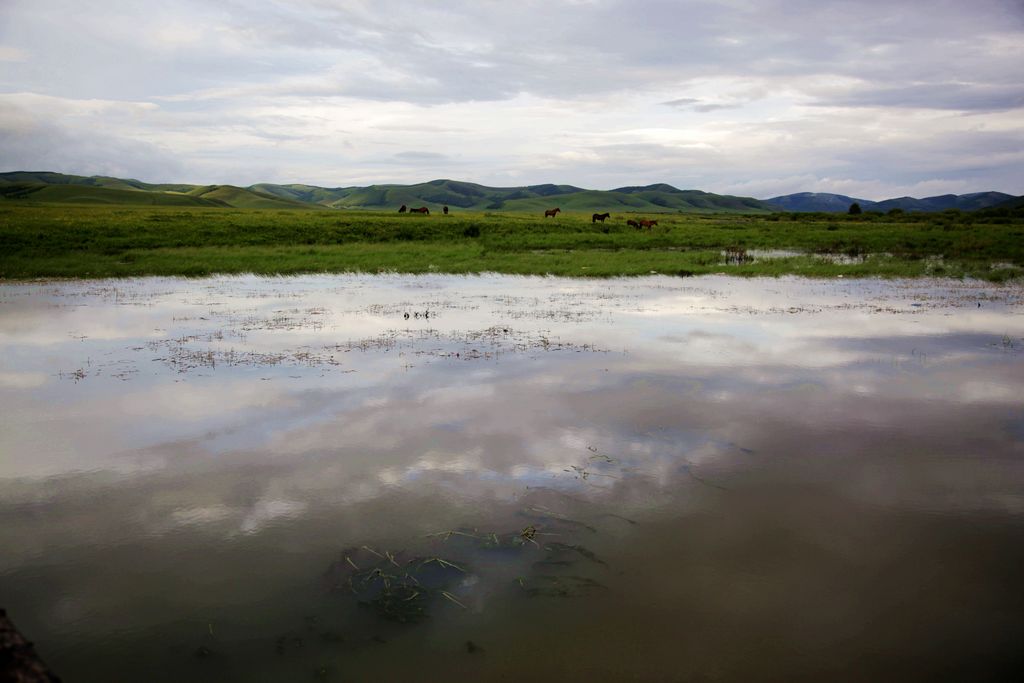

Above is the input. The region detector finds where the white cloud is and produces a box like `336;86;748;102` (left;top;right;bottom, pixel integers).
0;46;28;62
0;0;1021;195
0;371;47;389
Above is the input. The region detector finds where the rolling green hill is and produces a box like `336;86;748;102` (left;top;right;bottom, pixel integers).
186;185;322;209
0;174;323;209
249;178;771;213
4;171;1015;214
0;171;198;194
0;182;224;207
262;179;591;210
248;183;352;205
992;195;1024;210
0;171;791;213
767;190;1017;213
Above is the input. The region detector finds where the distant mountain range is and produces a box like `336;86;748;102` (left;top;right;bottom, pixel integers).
765;191;1019;213
0;171;1019;213
0;172;771;213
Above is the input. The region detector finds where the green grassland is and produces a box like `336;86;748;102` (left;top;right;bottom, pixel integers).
1;203;1022;280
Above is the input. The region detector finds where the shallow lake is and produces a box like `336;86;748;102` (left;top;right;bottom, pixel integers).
2;274;1023;682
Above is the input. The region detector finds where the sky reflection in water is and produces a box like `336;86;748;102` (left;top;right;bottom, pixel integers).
1;274;1023;682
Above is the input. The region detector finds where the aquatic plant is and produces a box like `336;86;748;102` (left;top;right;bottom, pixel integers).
324;546;469;623
518;575;607;598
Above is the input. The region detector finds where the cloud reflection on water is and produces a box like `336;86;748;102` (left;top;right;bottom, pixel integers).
2;274;1021;516
1;274;1023;681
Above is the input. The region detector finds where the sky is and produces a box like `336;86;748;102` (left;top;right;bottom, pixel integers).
1;0;1022;200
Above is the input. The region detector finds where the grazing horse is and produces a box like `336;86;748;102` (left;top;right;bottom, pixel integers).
544;208;561;218
639;219;658;229
626;219;641;229
409;206;430;215
592;213;610;223
398;205;407;213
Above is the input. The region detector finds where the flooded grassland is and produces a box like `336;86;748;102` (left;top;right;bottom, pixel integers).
1;274;1023;682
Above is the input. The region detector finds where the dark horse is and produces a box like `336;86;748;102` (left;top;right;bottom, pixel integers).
544;208;561;218
443;205;449;215
626;219;641;229
592;213;610;223
409;206;430;215
398;205;407;213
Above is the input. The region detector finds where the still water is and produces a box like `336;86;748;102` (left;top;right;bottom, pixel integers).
1;274;1023;682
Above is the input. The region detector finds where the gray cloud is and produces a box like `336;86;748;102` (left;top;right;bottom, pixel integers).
812;83;1024;112
0;97;187;179
5;0;1020;105
662;98;745;113
393;151;449;160
0;0;1022;194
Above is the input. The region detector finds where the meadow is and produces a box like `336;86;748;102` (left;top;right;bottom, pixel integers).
1;203;1022;280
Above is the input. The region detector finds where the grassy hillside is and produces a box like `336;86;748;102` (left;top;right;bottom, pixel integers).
306;179;593;210
1;173;772;213
186;185;323;210
0;182;223;207
0;176;322;210
944;192;1017;211
3;172;1011;215
994;195;1024;210
248;183;352;205
770;190;1016;213
165;179;592;210
313;180;770;213
766;192;875;212
0;171;197;194
0;171;111;187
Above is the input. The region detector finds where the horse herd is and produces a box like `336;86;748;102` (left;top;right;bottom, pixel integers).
398;204;444;215
400;204;659;229
551;208;659;229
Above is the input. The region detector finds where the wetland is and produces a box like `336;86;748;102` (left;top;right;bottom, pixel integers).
1;273;1023;681
1;204;1022;281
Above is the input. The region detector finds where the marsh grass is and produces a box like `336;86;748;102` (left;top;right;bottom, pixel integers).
324;547;469;623
2;204;1022;280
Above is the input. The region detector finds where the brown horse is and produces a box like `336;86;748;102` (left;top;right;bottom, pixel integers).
592;212;610;223
626;219;641;229
409;206;430;215
544;208;561;218
639;219;658;229
398;205;407;213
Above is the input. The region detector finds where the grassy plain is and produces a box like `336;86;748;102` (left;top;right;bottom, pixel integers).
1;203;1022;280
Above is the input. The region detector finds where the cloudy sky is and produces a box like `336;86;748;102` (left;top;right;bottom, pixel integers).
1;0;1022;199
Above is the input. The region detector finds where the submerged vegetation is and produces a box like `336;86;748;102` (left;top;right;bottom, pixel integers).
1;203;1022;280
325;505;616;623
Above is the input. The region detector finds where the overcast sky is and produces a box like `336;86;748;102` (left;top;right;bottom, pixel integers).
1;0;1022;199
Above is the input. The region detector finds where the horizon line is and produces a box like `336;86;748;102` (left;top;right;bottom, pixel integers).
0;169;1018;203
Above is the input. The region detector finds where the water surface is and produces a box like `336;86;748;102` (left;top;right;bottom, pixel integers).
2;274;1023;681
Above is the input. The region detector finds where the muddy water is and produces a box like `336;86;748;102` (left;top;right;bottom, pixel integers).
1;274;1023;682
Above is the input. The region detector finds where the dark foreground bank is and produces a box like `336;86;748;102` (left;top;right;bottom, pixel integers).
1;609;60;683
